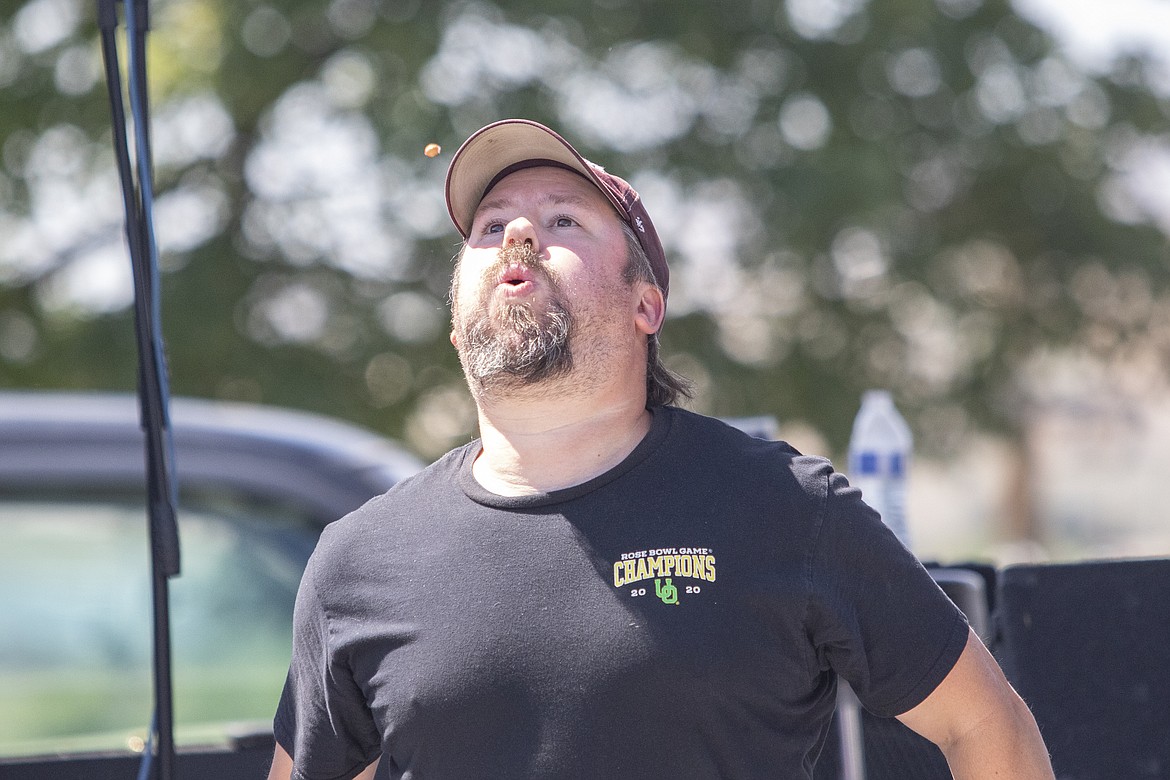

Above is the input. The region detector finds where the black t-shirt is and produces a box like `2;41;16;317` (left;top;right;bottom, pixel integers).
274;406;968;780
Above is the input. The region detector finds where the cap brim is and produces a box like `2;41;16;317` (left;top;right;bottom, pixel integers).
445;120;599;238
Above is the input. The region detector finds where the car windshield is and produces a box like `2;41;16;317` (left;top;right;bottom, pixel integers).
0;488;319;757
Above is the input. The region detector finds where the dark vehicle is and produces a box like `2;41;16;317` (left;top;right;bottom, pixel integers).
0;392;422;775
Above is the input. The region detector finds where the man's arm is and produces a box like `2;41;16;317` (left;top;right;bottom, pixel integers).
266;743;380;780
266;744;294;780
896;628;1054;779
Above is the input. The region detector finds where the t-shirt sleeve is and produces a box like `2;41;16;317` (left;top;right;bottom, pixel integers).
273;548;382;780
803;467;969;718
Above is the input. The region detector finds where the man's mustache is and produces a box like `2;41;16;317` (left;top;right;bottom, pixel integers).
498;240;541;266
482;241;548;286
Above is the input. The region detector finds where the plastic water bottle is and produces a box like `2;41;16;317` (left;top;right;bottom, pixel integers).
847;390;913;549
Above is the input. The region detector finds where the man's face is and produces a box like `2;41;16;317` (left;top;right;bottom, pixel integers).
450;166;636;397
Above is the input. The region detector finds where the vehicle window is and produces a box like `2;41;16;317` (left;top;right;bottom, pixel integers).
0;489;320;757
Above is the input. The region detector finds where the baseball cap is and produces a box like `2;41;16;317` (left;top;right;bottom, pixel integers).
444;119;669;298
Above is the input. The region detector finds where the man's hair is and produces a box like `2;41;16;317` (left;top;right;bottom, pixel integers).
619;222;692;408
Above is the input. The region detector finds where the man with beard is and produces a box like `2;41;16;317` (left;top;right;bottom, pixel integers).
268;120;1053;780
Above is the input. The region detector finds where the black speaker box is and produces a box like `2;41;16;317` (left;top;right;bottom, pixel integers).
998;558;1170;780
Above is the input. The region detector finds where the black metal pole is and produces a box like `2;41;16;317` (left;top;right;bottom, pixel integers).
97;1;180;777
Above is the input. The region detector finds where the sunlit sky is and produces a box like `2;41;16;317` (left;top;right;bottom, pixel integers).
1015;0;1170;235
1014;0;1170;91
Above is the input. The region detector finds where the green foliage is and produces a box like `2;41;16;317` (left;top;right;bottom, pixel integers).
1;0;1169;460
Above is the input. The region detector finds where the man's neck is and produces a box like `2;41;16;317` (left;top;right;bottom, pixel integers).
471;388;653;496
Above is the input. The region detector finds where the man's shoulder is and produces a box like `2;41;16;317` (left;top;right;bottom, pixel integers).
320;440;475;539
663;406;782;446
389;440;473;495
664;406;822;461
661;406;840;495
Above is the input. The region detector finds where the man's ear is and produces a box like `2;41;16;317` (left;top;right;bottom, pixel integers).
634;284;666;336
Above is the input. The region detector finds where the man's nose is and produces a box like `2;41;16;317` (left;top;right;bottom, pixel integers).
503;218;539;252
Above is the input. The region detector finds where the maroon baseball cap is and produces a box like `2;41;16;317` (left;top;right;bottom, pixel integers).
445;119;669;298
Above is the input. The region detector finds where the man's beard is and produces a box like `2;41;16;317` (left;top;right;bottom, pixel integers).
453;242;574;395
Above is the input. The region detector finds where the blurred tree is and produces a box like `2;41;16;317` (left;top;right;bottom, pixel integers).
1;0;1169;543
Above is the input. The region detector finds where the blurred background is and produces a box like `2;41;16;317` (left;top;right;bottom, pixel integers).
2;0;1169;565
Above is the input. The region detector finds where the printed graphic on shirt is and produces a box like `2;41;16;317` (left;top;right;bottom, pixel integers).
613;547;716;605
